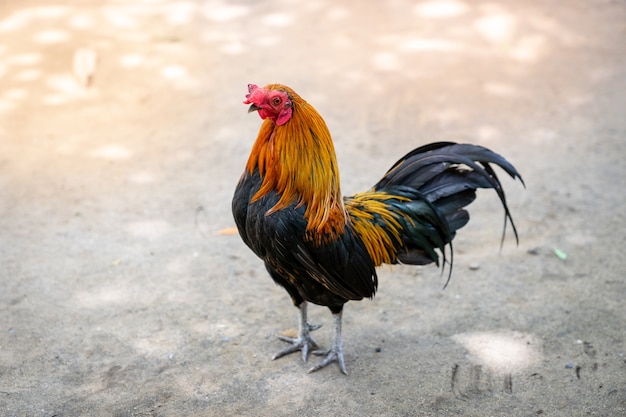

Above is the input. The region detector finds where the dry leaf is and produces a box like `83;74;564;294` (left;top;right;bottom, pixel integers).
216;227;239;235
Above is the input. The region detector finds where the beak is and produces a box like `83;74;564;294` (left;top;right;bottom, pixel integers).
248;104;261;113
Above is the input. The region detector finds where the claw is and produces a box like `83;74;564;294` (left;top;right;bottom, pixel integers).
309;347;347;375
307;310;348;375
273;325;320;362
272;301;321;363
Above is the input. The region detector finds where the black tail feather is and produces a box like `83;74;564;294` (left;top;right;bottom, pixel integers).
372;142;523;282
375;142;523;242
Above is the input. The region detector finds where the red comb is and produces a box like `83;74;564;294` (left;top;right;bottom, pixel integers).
243;84;263;104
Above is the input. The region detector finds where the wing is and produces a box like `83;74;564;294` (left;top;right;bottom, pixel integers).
236;171;377;305
268;203;378;302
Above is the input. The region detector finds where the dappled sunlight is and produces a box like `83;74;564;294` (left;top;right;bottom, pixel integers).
47;74;91;97
89;144;133;160
14;68;41;81
101;6;140;28
372;52;400;72
326;6;349;20
452;331;543;374
0;99;16;115
202;3;248;22
253;35;282;48
0;6;68;31
33;29;69;44
482;81;524;98
0;88;27;113
415;0;468;18
42;94;71;106
160;65;189;80
400;38;461;52
357;0;581;83
0;0;603;126
262;12;293;27
68;13;94;30
162;3;196;25
219;40;246;55
7;52;42;65
510;34;546;62
202;28;248;54
27;5;69;19
119;53;145;68
474;11;517;45
0;2;218;117
3;88;27;101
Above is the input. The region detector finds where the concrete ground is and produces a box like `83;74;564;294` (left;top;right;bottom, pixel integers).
1;1;625;416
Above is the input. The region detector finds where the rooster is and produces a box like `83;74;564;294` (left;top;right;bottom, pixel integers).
232;83;523;374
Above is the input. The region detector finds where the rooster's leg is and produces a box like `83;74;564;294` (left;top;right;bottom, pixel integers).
309;309;347;375
272;301;321;363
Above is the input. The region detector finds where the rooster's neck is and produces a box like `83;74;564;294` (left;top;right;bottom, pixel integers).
245;99;346;240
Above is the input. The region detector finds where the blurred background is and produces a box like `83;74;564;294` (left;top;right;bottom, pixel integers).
1;1;625;416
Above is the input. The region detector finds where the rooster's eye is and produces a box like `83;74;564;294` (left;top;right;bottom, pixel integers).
272;97;282;106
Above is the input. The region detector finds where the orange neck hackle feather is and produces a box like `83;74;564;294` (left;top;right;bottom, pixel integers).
245;84;347;242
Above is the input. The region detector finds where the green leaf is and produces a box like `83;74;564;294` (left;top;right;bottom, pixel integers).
553;248;568;260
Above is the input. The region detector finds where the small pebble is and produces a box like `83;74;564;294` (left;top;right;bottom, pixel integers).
469;263;480;271
375;347;381;353
565;362;575;369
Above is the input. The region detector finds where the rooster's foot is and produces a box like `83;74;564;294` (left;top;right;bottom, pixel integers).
309;346;347;375
272;301;321;363
308;310;347;375
272;322;321;362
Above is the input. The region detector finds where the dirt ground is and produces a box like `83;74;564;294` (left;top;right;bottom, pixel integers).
1;1;625;416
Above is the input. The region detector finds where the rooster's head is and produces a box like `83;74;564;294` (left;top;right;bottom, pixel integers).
244;84;293;126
